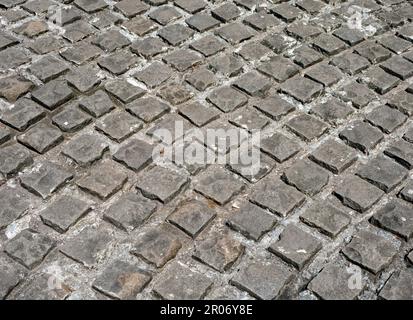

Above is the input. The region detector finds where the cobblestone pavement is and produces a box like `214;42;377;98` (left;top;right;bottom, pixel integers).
1;0;413;301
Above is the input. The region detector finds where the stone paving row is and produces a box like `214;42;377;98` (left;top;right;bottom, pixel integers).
0;0;413;300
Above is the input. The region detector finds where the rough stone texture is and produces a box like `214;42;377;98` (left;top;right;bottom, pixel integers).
269;225;322;270
193;231;244;272
308;263;365;300
334;175;385;213
4;229;55;269
0;0;413;300
92;260;152;299
230;258;293;300
131;225;182;268
342;229;400;274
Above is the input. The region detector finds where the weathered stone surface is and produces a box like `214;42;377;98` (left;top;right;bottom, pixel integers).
207;86;248;113
231;258;293;300
17;122;63;154
308;263;364;300
282;158;329;196
92;260;152;299
5;229;55;269
253;95;295;120
62;134;109;165
0;98;45;131
301;202;350;237
250;179;305;217
379;269;413;300
32;80;73;110
0;185;32;229
261;132;301;163
52;105;92;132
79;90;115;118
76;161;127;200
342;229;399;274
339;121;384;154
168;199;216;238
356;155;407;193
334;175;384;212
0;143;33;177
136;166;188;203
0;254;26;299
286;114;328;141
96;110;143;142
194;167;245;205
20;161;73;199
60;226;113;268
40;195;91;233
227;202;277;241
371;199;413;240
153;263;213;299
193;231;244;272
269;225;321;270
126;96;169;123
366;105;407;134
103;192;157;232
131;225;182;268
0;75;33;102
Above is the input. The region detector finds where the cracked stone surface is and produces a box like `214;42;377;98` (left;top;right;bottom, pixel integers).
0;0;413;301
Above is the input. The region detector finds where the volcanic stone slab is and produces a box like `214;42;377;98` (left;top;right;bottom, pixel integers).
126;96;170;123
31;80;73;110
52;106;92;132
385;139;413;169
0;75;33;102
96;111;143;142
281;77;323;103
113;139;153;172
207;86;248;113
260;132;301;163
0;254;26;299
286;114;328;141
253;95;295;121
366;105;407;133
334;175;385;212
